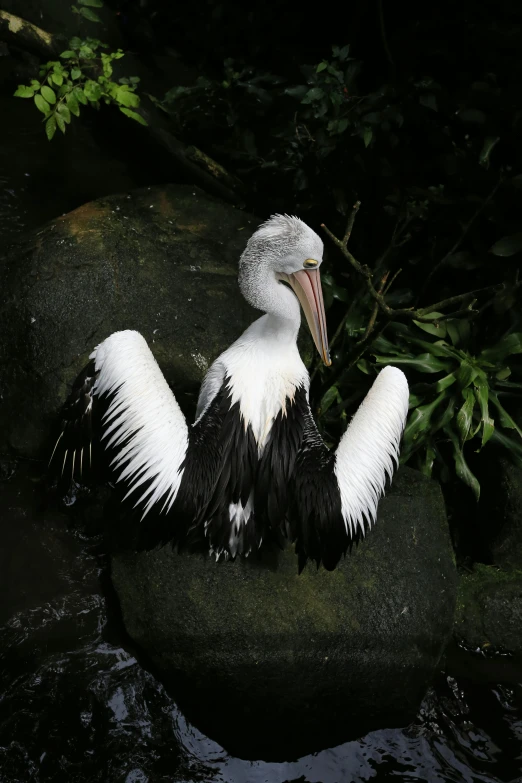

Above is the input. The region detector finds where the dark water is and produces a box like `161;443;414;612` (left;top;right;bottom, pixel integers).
1;90;522;783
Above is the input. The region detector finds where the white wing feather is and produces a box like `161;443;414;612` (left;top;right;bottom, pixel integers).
334;366;409;537
92;330;189;516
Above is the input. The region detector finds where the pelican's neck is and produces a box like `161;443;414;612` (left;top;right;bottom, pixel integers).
239;261;301;344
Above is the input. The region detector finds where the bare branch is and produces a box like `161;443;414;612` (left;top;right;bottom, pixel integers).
342;200;361;245
0;10;62;59
363;270;390;339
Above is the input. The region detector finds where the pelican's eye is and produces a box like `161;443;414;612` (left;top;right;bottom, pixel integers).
303;259;318;269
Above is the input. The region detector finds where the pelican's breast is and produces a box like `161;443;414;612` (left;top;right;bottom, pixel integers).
221;330;308;451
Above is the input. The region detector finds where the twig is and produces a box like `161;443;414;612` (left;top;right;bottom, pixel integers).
343;200;361;245
417;285;503;316
383;267;402;295
363;270;389;339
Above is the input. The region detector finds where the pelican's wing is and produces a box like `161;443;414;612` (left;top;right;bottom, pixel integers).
50;330;192;542
289;366;409;571
50;330;263;554
49;359;100;482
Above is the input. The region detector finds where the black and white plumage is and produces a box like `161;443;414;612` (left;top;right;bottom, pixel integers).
51;214;409;571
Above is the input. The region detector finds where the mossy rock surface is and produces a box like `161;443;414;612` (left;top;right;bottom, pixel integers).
111;466;457;759
454;564;522;655
0;185;260;457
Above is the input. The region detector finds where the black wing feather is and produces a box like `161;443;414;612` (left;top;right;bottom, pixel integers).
288;403;361;573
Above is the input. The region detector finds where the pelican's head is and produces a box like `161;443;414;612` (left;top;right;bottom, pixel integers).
239;214;331;366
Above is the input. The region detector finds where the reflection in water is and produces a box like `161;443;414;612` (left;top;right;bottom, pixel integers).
0;461;521;783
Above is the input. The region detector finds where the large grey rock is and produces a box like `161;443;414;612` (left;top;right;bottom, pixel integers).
454;564;522;656
111;466;457;759
0;185;260;457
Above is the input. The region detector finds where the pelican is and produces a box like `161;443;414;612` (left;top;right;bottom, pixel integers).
51;215;409;570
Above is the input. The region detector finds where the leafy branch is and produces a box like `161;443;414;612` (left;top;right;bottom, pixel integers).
12;1;147;138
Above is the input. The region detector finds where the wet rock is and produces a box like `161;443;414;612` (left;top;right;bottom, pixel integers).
111;466;457;760
0;184;261;458
490;457;522;570
454;564;522;656
0;461;215;781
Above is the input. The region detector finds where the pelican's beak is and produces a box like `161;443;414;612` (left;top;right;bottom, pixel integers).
282;267;331;366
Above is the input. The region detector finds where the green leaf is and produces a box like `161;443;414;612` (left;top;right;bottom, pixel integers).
433;396;457;434
456;361;479;389
473;376;495;447
60;50;76;58
363;127;373;147
479;136;500;168
319;385;340;415
71;68;82;80
434;372;457;392
66;92;80;116
403;391;446;451
490;233;522;257
495;366;511;381
119;107;148;125
69;37;82;50
57;104;71;124
444;426;480;501
413;312;447;338
45;114;57;141
52;72;64;87
420;442;436;478
55;112;66;133
446;318;470;347
14;85;35;98
79;45;95;59
34;94;50;114
84;80;102;102
79;0;103;5
489;391;522;438
79;6;102;21
481;333;522;362
356;359;371;375
390;329;458;359
41;85;56;104
316;62;327;73
374;353;452;374
302;87;324;103
490;429;522;469
407;393;425;408
337;118;348;133
456;388;476;445
285;85;308;99
116;87;139;108
74;86;88;105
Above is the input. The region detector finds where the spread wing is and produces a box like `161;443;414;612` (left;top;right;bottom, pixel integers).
50;330;268;555
289;366;409;572
50;330;193;545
